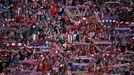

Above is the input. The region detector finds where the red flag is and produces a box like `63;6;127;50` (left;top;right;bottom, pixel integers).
50;6;57;16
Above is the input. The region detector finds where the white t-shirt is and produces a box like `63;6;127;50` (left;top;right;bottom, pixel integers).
32;34;36;41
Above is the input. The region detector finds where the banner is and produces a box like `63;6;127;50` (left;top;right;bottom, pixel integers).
0;27;16;31
68;13;83;17
94;41;112;44
66;5;89;9
19;59;37;64
115;28;131;31
73;63;89;66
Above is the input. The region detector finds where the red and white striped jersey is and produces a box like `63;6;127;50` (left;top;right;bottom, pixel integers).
67;34;73;44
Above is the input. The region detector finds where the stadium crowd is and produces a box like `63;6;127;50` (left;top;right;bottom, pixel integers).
0;0;134;75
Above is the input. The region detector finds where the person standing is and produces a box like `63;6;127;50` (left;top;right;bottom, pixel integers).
0;60;3;73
